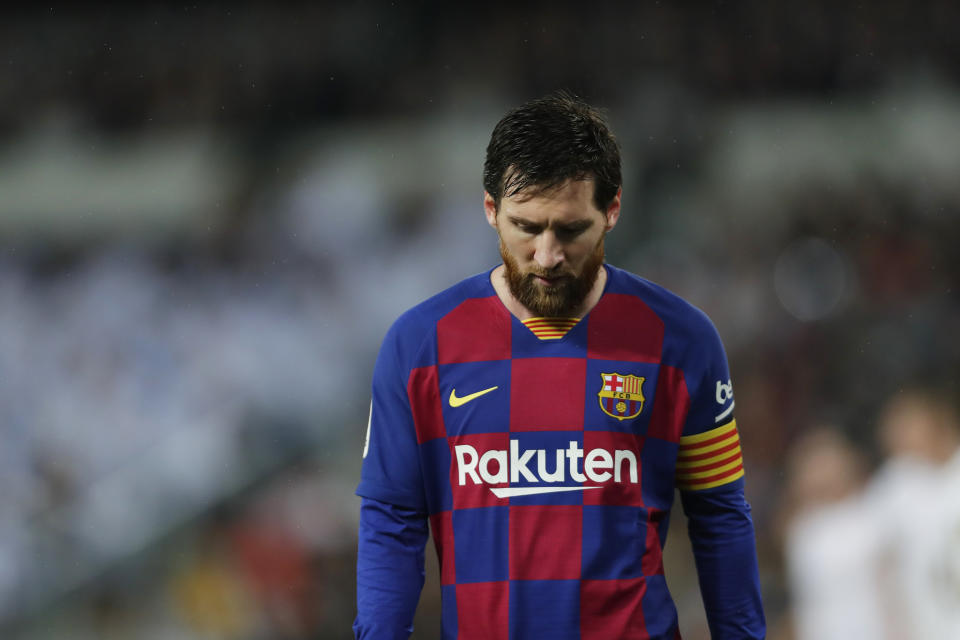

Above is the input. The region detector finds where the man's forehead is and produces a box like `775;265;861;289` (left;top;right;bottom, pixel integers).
503;175;595;204
499;178;603;220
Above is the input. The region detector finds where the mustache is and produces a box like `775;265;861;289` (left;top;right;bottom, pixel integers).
524;267;574;279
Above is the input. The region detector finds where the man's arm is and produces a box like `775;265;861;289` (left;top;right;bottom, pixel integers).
354;315;433;638
681;482;765;638
353;497;429;640
673;310;765;638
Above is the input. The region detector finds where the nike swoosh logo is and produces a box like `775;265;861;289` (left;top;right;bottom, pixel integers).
448;385;499;407
490;486;602;498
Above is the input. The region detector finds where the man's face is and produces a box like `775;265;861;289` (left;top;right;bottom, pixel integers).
485;178;620;317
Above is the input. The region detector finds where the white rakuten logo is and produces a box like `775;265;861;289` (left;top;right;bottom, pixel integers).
454;440;638;498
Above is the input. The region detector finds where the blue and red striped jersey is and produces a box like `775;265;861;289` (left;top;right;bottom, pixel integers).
356;264;764;639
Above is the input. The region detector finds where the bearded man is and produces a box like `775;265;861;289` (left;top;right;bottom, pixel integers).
354;92;766;640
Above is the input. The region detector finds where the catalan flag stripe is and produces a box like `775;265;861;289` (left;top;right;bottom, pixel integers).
678;420;737;445
678;467;744;491
521;317;581;340
676;440;740;463
676;419;744;491
524;318;579;325
678;432;738;457
675;449;741;471
676;456;742;480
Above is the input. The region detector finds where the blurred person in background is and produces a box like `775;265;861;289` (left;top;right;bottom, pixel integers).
353;91;764;639
783;391;960;640
865;388;960;639
780;426;885;640
169;510;260;640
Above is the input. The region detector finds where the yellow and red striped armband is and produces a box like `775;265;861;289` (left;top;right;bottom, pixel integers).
676;419;745;491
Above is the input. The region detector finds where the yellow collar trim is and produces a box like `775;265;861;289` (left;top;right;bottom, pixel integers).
521;317;581;340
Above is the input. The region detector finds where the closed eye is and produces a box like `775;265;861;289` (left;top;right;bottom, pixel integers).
509;218;542;234
507;217;593;238
555;222;592;239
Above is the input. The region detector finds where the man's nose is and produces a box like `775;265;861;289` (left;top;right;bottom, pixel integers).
533;232;564;270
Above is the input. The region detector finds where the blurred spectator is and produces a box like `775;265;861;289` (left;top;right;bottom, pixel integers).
783;391;960;640
169;512;259;640
780;426;886;640
866;389;960;639
227;495;319;638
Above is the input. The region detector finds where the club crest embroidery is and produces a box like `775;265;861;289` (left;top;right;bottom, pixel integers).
598;373;646;421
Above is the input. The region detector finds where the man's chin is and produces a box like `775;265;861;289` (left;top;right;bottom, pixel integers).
518;281;579;316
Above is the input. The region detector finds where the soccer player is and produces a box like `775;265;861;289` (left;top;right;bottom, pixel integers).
354;91;765;639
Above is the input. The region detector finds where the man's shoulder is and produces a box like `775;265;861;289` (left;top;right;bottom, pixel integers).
394;269;496;329
380;269;497;360
604;264;717;338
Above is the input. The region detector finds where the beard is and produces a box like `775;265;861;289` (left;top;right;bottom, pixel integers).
500;235;605;318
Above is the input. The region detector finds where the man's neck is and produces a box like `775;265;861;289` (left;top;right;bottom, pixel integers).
489;264;607;321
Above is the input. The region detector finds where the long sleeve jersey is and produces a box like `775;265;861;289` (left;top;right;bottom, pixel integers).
355;264;765;639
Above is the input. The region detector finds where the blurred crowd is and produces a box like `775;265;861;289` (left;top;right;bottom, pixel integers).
2;3;959;639
780;390;960;639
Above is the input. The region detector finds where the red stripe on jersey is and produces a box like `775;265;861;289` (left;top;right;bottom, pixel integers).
646;364;689;443
677;440;741;463
580;577;649;640
682;463;744;487
522;316;580;339
408;365;446;443
456;581;508;640
677;440;740;462
509;505;582;580
641;508;666;577
587;292;664;363
430;511;455;586
679;429;738;451
523;319;578;328
510;357;586;431
438;297;512;364
679;451;742;475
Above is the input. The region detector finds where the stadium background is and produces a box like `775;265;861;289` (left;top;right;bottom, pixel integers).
1;2;958;638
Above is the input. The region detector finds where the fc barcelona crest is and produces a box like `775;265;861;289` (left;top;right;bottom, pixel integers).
598;373;645;421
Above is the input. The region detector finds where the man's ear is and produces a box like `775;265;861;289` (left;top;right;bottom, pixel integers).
604;188;622;232
483;191;499;229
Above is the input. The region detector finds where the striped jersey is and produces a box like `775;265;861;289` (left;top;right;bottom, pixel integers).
356;264;764;639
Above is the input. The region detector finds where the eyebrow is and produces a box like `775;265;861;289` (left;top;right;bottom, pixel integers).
507;216;595;232
557;220;594;232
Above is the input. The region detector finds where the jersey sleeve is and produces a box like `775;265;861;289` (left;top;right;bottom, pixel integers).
353;320;432;639
353;497;429;640
675;315;741;493
676;314;766;639
356;319;428;512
